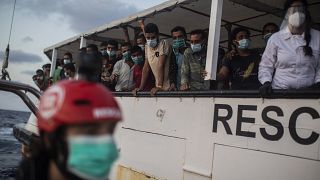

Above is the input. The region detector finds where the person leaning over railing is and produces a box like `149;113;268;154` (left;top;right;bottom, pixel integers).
133;23;172;96
218;27;261;90
259;0;320;96
33;69;50;92
180;29;212;91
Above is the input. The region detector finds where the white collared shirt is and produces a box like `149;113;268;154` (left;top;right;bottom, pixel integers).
112;59;135;91
259;27;320;89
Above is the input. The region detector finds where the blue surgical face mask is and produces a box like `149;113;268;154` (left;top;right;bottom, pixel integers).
191;43;202;53
122;51;131;61
147;39;158;48
131;55;144;65
237;39;251;49
67;135;119;180
138;45;145;51
263;33;272;44
107;50;116;57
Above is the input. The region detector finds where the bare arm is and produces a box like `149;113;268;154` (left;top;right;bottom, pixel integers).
139;57;151;90
122;26;131;45
138;19;145;36
157;54;166;87
217;66;230;81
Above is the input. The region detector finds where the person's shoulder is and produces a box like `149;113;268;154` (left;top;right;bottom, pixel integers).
159;39;171;48
114;59;124;67
117;59;125;64
310;28;320;36
184;47;193;55
268;30;282;43
250;49;262;57
160;39;168;44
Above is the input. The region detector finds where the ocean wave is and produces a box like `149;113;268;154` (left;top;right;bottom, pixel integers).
0;127;13;136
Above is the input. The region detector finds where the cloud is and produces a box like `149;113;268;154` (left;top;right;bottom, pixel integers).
0;0;139;33
21;36;33;43
0;50;43;64
20;70;36;75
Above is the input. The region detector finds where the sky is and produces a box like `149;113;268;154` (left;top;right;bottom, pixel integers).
0;0;167;112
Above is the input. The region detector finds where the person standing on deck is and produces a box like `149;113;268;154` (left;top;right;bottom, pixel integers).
180;29;210;91
133;23;172;95
111;42;135;91
218;27;261;90
171;26;189;90
259;0;320;94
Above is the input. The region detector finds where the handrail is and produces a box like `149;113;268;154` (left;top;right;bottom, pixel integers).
114;89;320;99
0;80;40;114
0;80;41;98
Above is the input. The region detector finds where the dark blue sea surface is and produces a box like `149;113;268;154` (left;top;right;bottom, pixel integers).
0;109;30;179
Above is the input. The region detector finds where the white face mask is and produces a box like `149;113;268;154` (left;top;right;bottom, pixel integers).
288;12;306;27
147;39;158;48
64;59;71;64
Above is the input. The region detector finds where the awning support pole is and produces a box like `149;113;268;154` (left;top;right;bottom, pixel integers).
205;0;223;81
80;36;87;49
50;48;57;78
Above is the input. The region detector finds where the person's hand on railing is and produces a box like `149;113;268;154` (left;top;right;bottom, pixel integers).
310;82;320;89
180;83;189;91
132;88;140;96
259;81;272;97
151;86;162;96
169;83;177;91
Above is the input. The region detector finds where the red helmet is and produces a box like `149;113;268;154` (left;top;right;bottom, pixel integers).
37;80;121;132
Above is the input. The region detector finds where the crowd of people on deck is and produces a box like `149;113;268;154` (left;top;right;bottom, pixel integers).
32;0;319;96
15;0;320;180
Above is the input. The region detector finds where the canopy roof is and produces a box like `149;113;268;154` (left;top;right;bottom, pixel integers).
44;0;320;60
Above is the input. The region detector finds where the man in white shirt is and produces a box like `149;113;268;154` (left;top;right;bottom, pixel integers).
111;42;135;91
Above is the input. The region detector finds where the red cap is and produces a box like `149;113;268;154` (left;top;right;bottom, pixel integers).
37;80;121;132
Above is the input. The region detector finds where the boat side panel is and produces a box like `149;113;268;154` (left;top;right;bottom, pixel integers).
115;97;320;179
115;128;186;180
212;144;320;180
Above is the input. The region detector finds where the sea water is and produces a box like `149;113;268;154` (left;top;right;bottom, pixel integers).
0;109;30;179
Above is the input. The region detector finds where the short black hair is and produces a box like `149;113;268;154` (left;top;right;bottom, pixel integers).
262;23;279;33
86;44;99;52
107;39;118;47
231;27;250;40
190;29;207;40
171;26;187;37
144;23;159;34
42;63;51;69
121;42;131;48
100;42;108;47
36;69;44;75
64;63;76;72
64;52;73;59
137;33;145;40
131;45;143;54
